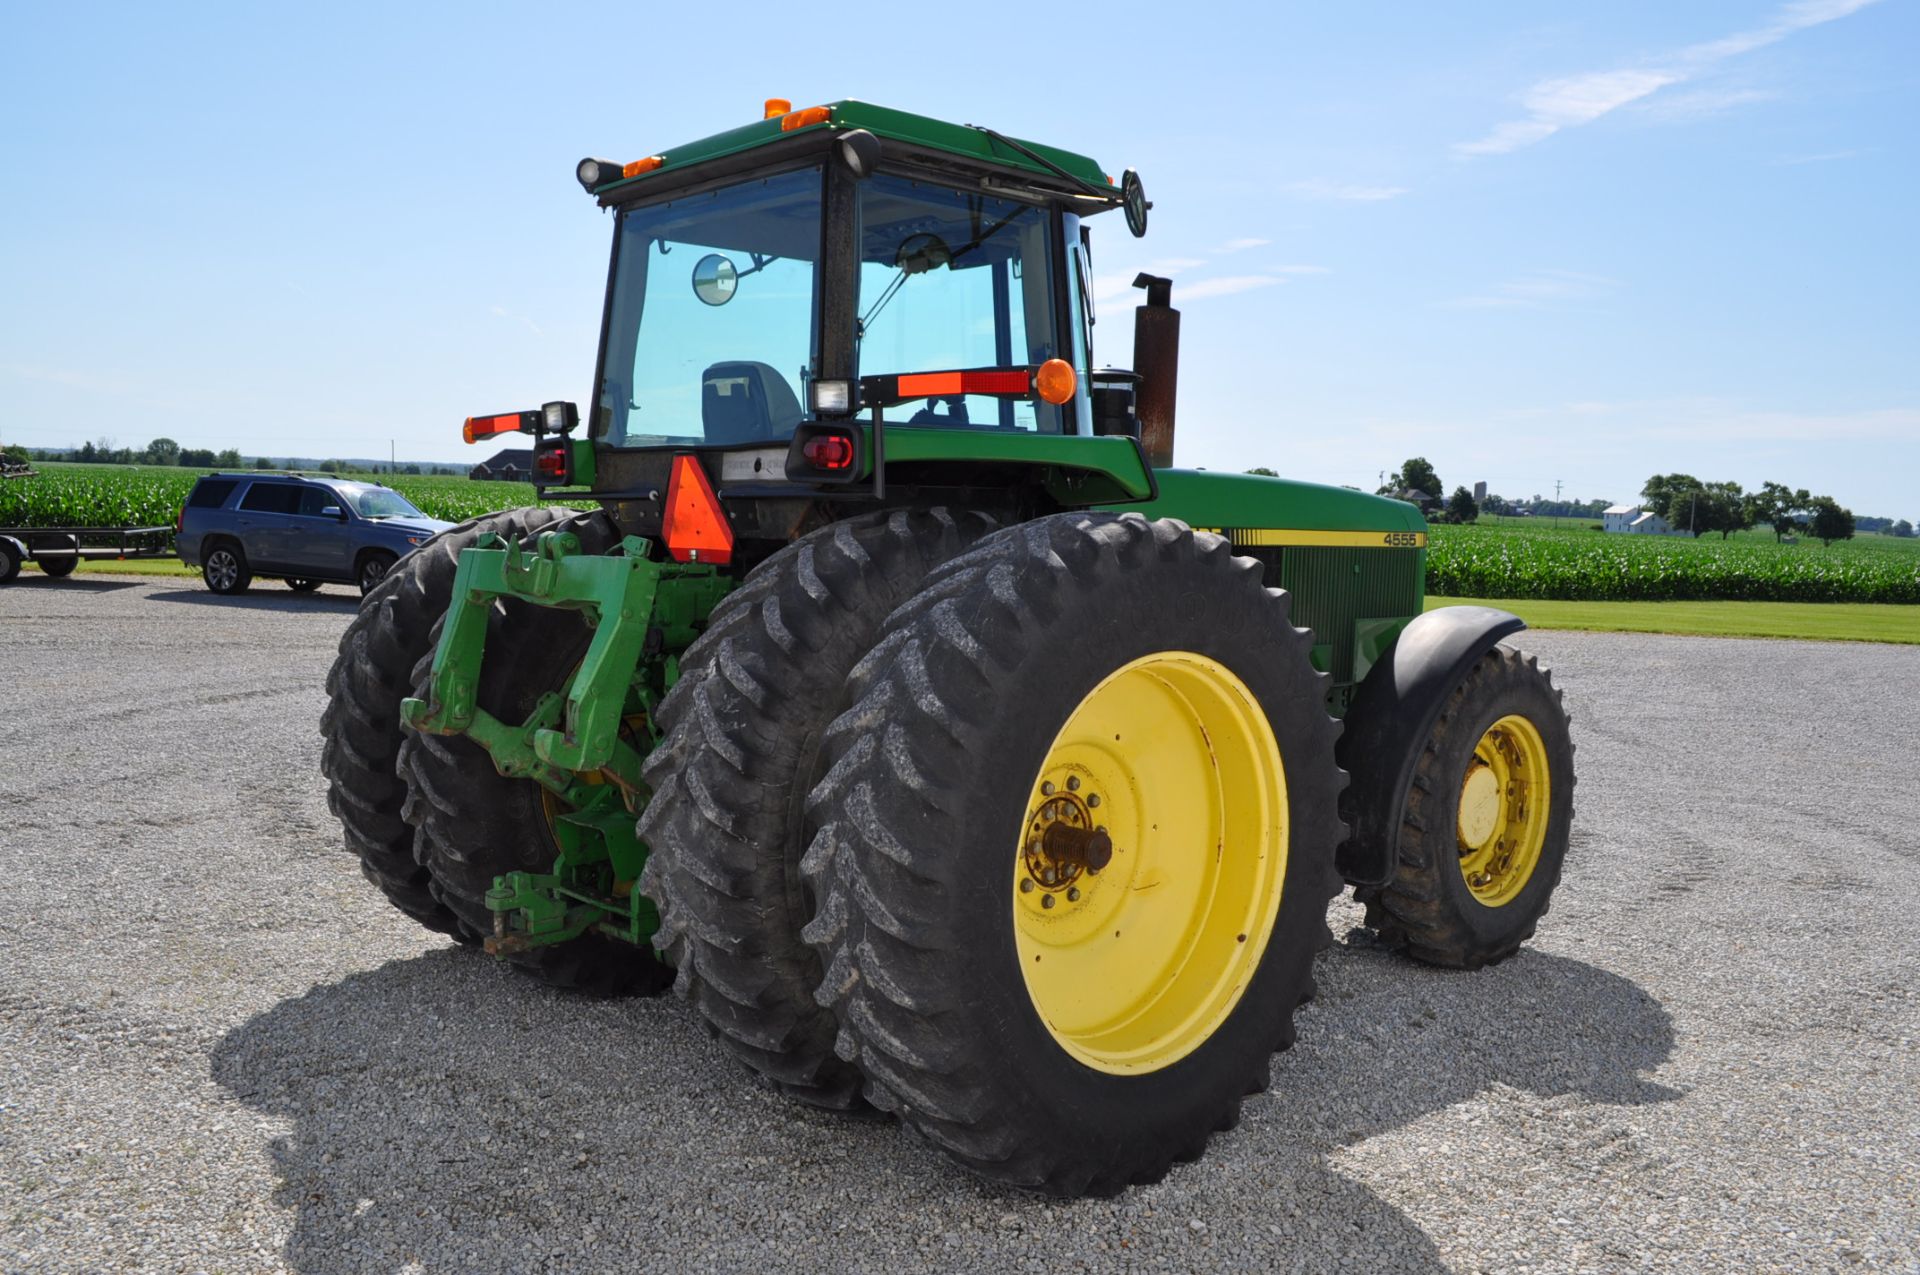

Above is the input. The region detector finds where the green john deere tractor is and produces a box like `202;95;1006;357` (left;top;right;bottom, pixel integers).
321;99;1575;1197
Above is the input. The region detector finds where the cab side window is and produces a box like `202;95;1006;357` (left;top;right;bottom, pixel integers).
239;483;300;515
296;488;338;517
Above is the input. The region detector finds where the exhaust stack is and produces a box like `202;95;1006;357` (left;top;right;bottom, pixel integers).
1131;273;1180;468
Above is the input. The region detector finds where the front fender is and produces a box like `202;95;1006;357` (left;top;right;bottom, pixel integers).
1334;605;1527;887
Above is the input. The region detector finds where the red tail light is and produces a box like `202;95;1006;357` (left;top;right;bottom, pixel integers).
176;506;185;532
801;434;855;471
534;442;569;484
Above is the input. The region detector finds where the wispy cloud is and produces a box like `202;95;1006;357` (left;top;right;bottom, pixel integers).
1091;251;1328;316
1441;269;1619;310
1455;0;1881;156
1502;398;1920;444
489;303;543;335
1637;86;1778;122
1771;147;1869;164
1177;275;1291;301
1287;177;1409;202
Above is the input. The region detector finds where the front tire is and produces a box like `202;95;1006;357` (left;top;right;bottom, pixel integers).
1356;644;1574;968
802;514;1346;1196
321;506;581;939
637;508;996;1109
399;511;671;996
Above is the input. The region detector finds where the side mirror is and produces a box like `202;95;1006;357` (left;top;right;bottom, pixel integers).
692;254;739;306
321;505;345;521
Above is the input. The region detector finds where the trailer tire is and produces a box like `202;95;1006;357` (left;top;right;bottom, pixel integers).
1355;644;1574;969
802;513;1346;1195
638;508;998;1109
400;509;672;997
0;538;20;585
321;505;582;940
38;556;78;578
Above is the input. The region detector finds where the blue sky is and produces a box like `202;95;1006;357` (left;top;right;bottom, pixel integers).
3;1;1913;515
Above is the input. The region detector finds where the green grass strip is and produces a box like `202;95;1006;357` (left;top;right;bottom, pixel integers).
1430;596;1920;645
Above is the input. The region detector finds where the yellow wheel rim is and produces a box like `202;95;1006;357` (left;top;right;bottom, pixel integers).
1456;714;1551;907
1013;652;1288;1075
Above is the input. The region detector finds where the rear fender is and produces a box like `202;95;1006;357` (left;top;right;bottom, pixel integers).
1334;605;1527;887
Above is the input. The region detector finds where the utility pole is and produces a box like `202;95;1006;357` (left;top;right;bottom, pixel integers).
1554;479;1563;528
390;439;396;475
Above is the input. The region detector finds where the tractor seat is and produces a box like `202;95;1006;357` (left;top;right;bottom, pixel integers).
702;361;804;445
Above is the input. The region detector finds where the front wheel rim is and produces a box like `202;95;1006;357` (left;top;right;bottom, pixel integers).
360;560;387;590
1012;651;1288;1075
1456;714;1552;907
208;552;236;590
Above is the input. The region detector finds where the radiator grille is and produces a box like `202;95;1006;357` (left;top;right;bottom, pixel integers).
1231;544;1424;684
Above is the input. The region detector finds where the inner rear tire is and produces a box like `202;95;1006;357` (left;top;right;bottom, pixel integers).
802;513;1347;1196
637;509;997;1108
399;510;672;996
288;578;322;592
321;507;580;940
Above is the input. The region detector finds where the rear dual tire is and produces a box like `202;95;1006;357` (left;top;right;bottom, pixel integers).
801;513;1347;1196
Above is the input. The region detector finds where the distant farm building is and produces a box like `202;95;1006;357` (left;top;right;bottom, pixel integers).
471;448;534;482
1603;504;1675;535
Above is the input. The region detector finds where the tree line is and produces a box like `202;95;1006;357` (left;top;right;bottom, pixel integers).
10;438;465;478
1250;456;1910;545
1639;475;1872;546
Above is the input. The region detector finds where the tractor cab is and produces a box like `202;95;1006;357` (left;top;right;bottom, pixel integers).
468;100;1166;548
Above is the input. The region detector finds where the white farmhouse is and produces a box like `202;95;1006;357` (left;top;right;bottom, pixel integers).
1603;504;1676;535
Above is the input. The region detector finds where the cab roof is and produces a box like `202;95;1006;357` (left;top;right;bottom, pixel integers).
595;99;1113;205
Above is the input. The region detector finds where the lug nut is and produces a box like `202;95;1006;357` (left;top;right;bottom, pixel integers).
1020;878;1035;894
1041;781;1055;796
1067;776;1080;791
1067;887;1080;902
1042;894;1055;909
1088;794;1100;808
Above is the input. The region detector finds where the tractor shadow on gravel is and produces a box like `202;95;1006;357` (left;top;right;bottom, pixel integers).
211;920;1677;1274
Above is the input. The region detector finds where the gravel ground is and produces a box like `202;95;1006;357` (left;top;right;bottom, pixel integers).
2;572;1916;1274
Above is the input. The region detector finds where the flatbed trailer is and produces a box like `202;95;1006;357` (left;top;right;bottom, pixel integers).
0;525;173;583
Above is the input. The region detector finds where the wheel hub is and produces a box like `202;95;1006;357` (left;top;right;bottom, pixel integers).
1456;716;1552;907
1012;652;1288;1075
